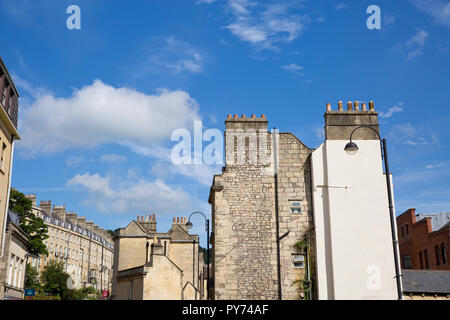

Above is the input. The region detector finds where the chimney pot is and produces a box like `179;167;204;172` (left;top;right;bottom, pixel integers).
338;101;343;111
347;101;353;111
326;103;331;111
251;114;256;118
362;103;367;111
354;101;360;110
234;114;238;118
173;217;176;223
242;114;246;118
177;217;180;223
227;114;232;119
369;101;375;111
153;213;156;221
261;114;266;118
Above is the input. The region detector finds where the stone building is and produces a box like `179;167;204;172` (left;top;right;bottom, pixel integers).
26;194;114;292
0;57;21;299
397;209;449;270
209;114;315;300
0;210;30;300
111;215;206;300
210;101;401;300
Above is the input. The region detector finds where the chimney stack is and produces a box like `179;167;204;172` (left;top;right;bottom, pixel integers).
324;100;379;140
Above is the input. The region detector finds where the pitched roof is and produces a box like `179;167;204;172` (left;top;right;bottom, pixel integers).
402;270;450;294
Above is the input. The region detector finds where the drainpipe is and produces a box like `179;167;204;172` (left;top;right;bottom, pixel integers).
0;136;15;259
273;128;282;300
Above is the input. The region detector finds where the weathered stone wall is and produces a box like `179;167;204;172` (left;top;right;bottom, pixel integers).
211;115;314;300
169;241;199;289
143;254;183;300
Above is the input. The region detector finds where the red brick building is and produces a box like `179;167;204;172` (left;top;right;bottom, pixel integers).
397;209;449;271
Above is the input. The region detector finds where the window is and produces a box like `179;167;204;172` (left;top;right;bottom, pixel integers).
405;224;409;235
1;81;7;106
419;251;424;269
0;142;6;171
424;249;429;269
293;254;305;268
290;201;302;214
435;245;441;266
7;254;14;285
442;243;447;265
401;226;404;238
402;255;412;269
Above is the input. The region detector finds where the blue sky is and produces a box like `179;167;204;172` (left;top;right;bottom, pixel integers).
1;0;449;243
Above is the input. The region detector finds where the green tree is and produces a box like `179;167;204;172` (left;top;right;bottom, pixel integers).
9;189;49;255
24;263;40;292
199;246;212;264
40;260;71;299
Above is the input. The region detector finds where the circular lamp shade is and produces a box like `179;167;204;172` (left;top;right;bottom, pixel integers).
185;221;193;229
344;141;359;155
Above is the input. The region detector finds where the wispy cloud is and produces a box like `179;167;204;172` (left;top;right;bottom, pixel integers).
390;122;439;147
223;0;307;50
410;0;450;27
100;154;127;164
281;63;304;75
379;102;404;118
66;156;86;168
132;36;207;77
195;0;218;4
391;29;430;60
426;162;445;169
334;3;349;10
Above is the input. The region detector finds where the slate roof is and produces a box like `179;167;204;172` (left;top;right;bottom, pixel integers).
402;269;450;294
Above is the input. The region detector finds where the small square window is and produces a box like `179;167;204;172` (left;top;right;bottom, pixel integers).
290;202;302;214
293;254;305;268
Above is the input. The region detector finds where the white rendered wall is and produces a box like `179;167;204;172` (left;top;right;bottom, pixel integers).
311;140;399;300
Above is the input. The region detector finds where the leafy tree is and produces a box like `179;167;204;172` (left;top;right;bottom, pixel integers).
199;246;212;264
9;189;49;255
106;229;115;237
40;260;71;299
24;263;40;292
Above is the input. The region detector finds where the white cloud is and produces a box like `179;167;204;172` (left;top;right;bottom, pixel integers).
224;0;306;50
66;155;85;167
410;0;450;27
379;103;404;118
139;37;207;75
67;173;205;215
334;3;349;10
18;80;201;156
426;162;445;169
384;14;396;26
100;154;127;163
392;29;429;60
390;122;439;147
123;142;221;187
195;0;218;4
281;63;304;75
